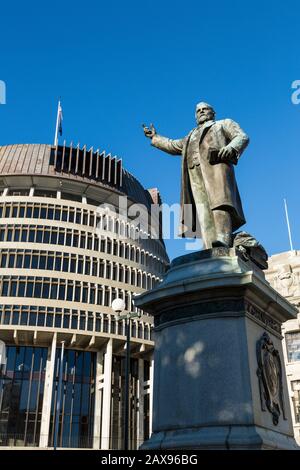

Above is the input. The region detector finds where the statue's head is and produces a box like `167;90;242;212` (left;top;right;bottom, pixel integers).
195;102;215;125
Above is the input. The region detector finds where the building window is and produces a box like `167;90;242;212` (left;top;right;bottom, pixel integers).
0;346;48;447
286;332;300;362
291;381;300;423
49;349;96;448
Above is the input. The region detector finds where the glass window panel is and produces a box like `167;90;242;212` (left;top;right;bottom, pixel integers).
54;208;61;221
66;232;72;246
58;283;65;300
33;206;40;218
36;229;43;243
55;314;62;328
50;231;58;244
26;206;33;218
85;261;90;275
71;314;78;329
26;281;34;297
73;233;79;247
47;255;54;270
12;308;20;325
28;229;35;243
18;281;26;296
77;258;83;274
63;257;69;272
24;254;31;268
70;257;76;273
10;280;18;296
47;207;54;219
74;285;80;302
286;332;300;362
82;286;88;303
14;228;20;241
50;283;58;299
87;237;92;250
42;283;50;299
32;255;38;269
43;230;50;244
58;232;65;245
37;312;45;327
68;284;74;301
69;211;75;223
12;205;18;217
39;255;46;269
80;235;85;249
2;280;9;295
34;282;42;297
4;309;11;324
63;314;70;328
21;310;28;325
76;210;81;224
55;257;62;271
21;228;28;242
1;253;7;267
46;312;54;327
29;311;37;326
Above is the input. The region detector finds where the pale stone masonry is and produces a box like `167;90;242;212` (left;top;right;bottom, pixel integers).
265;250;300;445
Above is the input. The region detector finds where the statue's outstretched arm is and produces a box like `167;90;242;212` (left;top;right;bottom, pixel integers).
151;134;184;156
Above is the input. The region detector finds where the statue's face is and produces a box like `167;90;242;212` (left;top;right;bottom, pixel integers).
195;104;215;125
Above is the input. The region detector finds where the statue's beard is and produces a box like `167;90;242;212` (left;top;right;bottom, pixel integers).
197;115;212;125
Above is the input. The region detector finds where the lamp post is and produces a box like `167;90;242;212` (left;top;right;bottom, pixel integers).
111;299;141;451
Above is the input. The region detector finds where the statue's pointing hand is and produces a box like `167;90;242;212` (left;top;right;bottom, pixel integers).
143;123;156;139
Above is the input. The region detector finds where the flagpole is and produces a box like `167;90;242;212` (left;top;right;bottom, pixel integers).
284;198;294;251
54;100;61;146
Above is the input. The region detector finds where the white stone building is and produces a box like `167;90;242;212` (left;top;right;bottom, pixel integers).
0;143;169;449
266;250;300;445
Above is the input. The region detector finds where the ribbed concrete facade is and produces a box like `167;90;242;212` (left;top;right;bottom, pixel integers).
0;143;169;449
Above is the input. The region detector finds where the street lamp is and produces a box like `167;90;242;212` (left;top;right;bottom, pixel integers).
111;298;141;451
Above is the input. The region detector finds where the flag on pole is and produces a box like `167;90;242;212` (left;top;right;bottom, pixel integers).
58;102;63;136
54;100;63;146
284;198;294;251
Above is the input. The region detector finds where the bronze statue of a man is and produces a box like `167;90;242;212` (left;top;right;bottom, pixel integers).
143;102;249;249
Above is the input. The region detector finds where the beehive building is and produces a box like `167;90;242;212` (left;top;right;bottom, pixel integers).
0;143;169;449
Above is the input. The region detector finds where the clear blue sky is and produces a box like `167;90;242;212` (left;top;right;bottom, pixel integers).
1;0;300;261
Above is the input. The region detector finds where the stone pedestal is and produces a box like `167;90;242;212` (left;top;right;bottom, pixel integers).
134;248;299;449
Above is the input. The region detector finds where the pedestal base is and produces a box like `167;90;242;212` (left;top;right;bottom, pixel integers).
135;248;299;450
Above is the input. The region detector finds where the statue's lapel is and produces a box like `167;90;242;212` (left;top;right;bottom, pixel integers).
199;120;215;144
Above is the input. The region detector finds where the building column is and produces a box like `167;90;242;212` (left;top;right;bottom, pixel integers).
93;350;103;449
137;359;144;449
39;333;57;448
101;338;113;449
149;355;154;437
